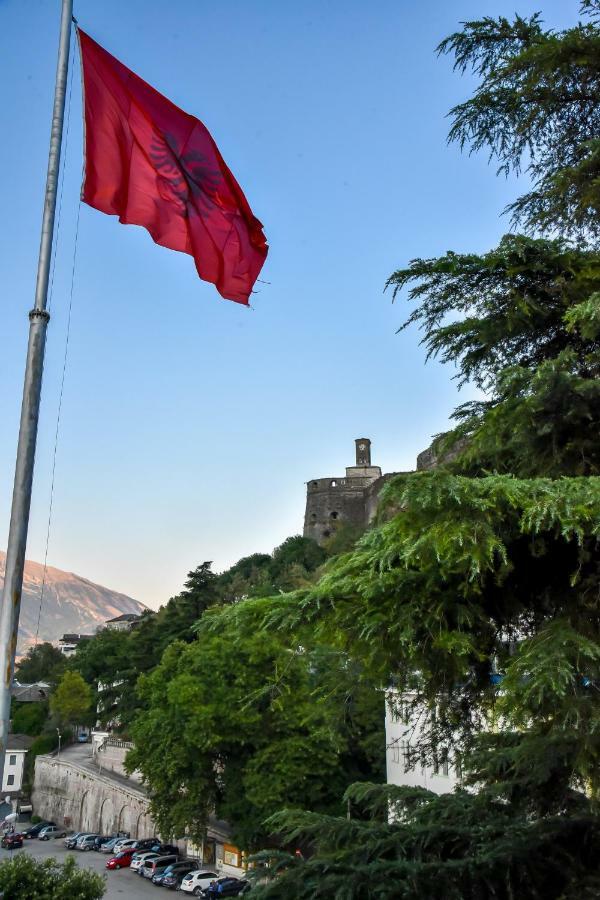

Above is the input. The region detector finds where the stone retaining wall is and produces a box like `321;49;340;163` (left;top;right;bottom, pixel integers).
32;754;153;837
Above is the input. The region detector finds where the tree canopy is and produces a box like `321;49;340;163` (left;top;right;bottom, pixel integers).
0;854;104;899
438;3;600;237
50;670;92;729
15;641;66;684
244;3;600;897
126;603;383;850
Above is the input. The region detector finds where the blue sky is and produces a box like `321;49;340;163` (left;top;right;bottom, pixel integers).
0;0;579;608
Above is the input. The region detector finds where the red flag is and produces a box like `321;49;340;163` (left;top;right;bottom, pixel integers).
77;29;268;305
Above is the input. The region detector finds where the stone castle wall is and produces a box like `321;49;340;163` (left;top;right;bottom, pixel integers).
304;477;371;544
32;754;153;837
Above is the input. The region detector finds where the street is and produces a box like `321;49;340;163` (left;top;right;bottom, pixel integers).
0;839;155;899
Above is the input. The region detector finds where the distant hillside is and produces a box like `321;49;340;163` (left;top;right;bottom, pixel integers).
0;551;146;656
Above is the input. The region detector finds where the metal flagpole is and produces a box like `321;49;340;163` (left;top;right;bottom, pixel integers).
0;0;73;786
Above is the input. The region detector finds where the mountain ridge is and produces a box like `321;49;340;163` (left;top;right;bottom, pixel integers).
0;551;147;656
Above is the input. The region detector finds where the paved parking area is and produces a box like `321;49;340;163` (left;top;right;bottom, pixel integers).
0;839;157;899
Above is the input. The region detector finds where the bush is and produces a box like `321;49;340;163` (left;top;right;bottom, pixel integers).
0;853;105;898
11;700;48;736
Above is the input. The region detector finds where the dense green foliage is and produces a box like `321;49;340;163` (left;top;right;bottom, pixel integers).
389;236;600;477
126;598;383;849
438;3;600;237
0;853;104;899
11;699;48;736
50;670;92;728
243;4;600;898
68;536;330;732
15;641;66;684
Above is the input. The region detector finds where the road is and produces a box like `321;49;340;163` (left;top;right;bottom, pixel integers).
57;741;148;795
0;839;156;899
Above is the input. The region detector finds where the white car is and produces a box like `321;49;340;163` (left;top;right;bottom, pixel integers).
180;870;219;895
130;851;159;872
113;838;138;853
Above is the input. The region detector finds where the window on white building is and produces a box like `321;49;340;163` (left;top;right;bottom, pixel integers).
391;743;400;764
8;755;16;766
6;775;14;786
402;742;411;772
441;751;449;777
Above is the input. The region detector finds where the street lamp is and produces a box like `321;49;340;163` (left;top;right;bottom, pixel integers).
56;728;61;759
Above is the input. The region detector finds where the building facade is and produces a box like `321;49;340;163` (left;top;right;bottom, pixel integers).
385;690;460;798
105;613;142;632
57;633;93;657
2;734;34;797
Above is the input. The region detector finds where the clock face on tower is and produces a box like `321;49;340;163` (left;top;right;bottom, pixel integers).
359;444;366;451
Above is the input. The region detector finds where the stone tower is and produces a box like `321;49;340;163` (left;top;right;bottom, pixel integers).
303;438;383;545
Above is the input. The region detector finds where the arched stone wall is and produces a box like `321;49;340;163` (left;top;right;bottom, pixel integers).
136;811;154;839
32;755;152;839
117;803;135;836
99;796;116;834
79;791;94;832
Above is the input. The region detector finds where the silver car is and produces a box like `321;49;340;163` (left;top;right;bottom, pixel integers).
76;833;99;851
38;825;67;841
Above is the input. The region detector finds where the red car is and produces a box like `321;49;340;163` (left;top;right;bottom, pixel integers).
106;848;136;869
1;832;23;850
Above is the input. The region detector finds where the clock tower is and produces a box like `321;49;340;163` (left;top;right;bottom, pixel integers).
355;438;371;467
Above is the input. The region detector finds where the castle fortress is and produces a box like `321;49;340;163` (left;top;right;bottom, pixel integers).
303;438;399;545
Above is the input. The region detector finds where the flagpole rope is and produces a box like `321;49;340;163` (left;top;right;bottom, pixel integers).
34;28;81;648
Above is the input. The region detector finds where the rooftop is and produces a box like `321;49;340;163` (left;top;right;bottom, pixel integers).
7;734;35;751
105;613;141;624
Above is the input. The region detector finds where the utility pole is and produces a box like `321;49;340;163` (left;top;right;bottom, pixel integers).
0;0;73;787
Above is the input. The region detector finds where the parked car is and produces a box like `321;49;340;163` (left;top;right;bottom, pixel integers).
155;860;198;889
1;833;23;850
180;870;219;896
130;850;160;872
141;854;179;879
21;821;55;839
64;832;86;849
99;837;120;853
113;837;138;854
156;843;180;856
106;848;136;870
201;877;251;897
38;825;67;841
135;837;161;851
90;835;110;851
77;833;100;851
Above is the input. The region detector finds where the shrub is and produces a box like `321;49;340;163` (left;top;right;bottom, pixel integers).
0;853;105;898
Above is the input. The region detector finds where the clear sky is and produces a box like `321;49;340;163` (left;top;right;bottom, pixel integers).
0;0;579;608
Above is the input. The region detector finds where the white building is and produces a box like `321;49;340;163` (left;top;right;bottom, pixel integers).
2;734;34;797
385;689;460;796
57;633;92;657
105;613;142;632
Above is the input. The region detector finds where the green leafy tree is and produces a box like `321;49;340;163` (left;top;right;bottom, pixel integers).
15;641;66;684
126;601;384;850
50;670;92;729
0;853;104;899
11;699;48;736
71;627;132;727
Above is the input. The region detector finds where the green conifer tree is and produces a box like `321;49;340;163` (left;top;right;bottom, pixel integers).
248;4;600;897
